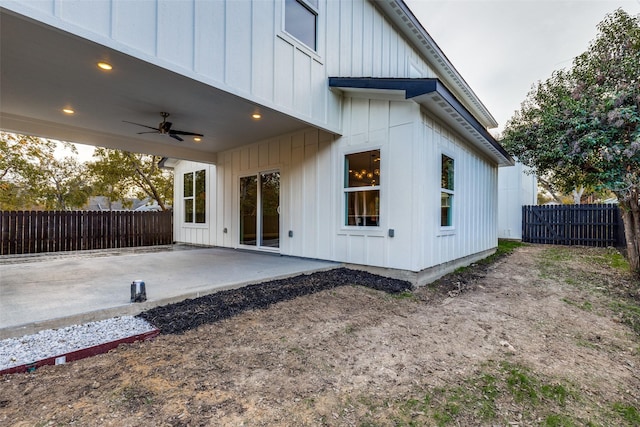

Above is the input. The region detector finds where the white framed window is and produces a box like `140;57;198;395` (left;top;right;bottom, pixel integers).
184;169;206;224
440;154;454;227
284;0;318;51
344;149;381;227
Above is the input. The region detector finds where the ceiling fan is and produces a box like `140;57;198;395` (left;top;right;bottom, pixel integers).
123;112;203;142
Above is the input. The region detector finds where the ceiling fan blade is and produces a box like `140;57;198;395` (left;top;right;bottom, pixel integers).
171;130;204;137
123;120;159;131
137;131;160;135
169;133;184;142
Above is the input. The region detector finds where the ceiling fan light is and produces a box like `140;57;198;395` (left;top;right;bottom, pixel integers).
193;137;202;143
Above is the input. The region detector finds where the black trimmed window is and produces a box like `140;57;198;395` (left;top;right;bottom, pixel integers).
285;0;317;50
345;150;380;227
441;155;454;227
184;169;206;224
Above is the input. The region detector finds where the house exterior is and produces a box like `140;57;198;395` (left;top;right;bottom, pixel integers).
0;0;513;285
497;162;538;240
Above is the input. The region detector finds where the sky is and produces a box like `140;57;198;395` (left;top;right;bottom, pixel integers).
405;0;640;134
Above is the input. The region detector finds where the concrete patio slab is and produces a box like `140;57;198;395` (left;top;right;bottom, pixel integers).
0;245;339;339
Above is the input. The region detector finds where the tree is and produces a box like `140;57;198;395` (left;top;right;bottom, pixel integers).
1;133;52;208
0;133;90;210
34;156;92;210
87;148;173;211
501;9;640;273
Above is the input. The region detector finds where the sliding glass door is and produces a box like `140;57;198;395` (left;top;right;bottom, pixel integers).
239;171;280;249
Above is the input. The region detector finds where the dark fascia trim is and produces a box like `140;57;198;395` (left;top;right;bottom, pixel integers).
328;77;513;163
158;157;171;169
329;76;438;98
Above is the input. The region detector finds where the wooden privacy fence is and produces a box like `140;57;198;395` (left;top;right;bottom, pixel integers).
522;204;624;247
0;210;173;255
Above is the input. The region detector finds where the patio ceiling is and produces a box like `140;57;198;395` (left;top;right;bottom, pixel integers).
0;9;310;163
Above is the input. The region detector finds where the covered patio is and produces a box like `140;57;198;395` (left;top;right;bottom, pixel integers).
0;9;313;163
0;245;338;339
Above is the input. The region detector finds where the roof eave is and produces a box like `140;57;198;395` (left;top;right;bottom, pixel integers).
372;0;499;129
329;77;514;167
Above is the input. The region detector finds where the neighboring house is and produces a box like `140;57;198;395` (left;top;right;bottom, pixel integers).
84;196;128;211
0;0;513;285
497;162;537;240
133;202;164;212
84;196;165;212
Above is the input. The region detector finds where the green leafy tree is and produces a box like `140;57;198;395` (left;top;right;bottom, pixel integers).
87;148;136;210
0;133;90;210
34;156;92;210
501;9;640;272
87;148;173;211
1;133;52;209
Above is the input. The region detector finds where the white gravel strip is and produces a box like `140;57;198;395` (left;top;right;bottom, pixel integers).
0;316;156;371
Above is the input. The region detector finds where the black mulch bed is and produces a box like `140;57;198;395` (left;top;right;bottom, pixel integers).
137;267;412;335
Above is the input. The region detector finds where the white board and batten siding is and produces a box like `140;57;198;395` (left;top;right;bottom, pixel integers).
420;112;499;269
213;128;337;261
497;162;537;240
336;97;499;273
335;97;417;271
325;0;436;79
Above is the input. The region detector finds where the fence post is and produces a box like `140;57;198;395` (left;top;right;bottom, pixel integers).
1;211;8;255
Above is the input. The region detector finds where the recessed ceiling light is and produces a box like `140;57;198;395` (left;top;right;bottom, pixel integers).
252;113;262;120
193;137;202;143
97;62;113;71
62;108;75;114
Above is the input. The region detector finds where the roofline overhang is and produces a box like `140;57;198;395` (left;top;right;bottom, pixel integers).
372;0;499;129
329;77;514;166
158;157;177;169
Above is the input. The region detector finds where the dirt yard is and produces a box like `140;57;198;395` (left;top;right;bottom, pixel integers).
1;244;639;426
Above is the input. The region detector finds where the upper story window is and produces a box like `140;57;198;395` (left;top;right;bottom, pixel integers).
285;0;318;50
440;155;454;227
184;169;206;224
344;150;381;227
